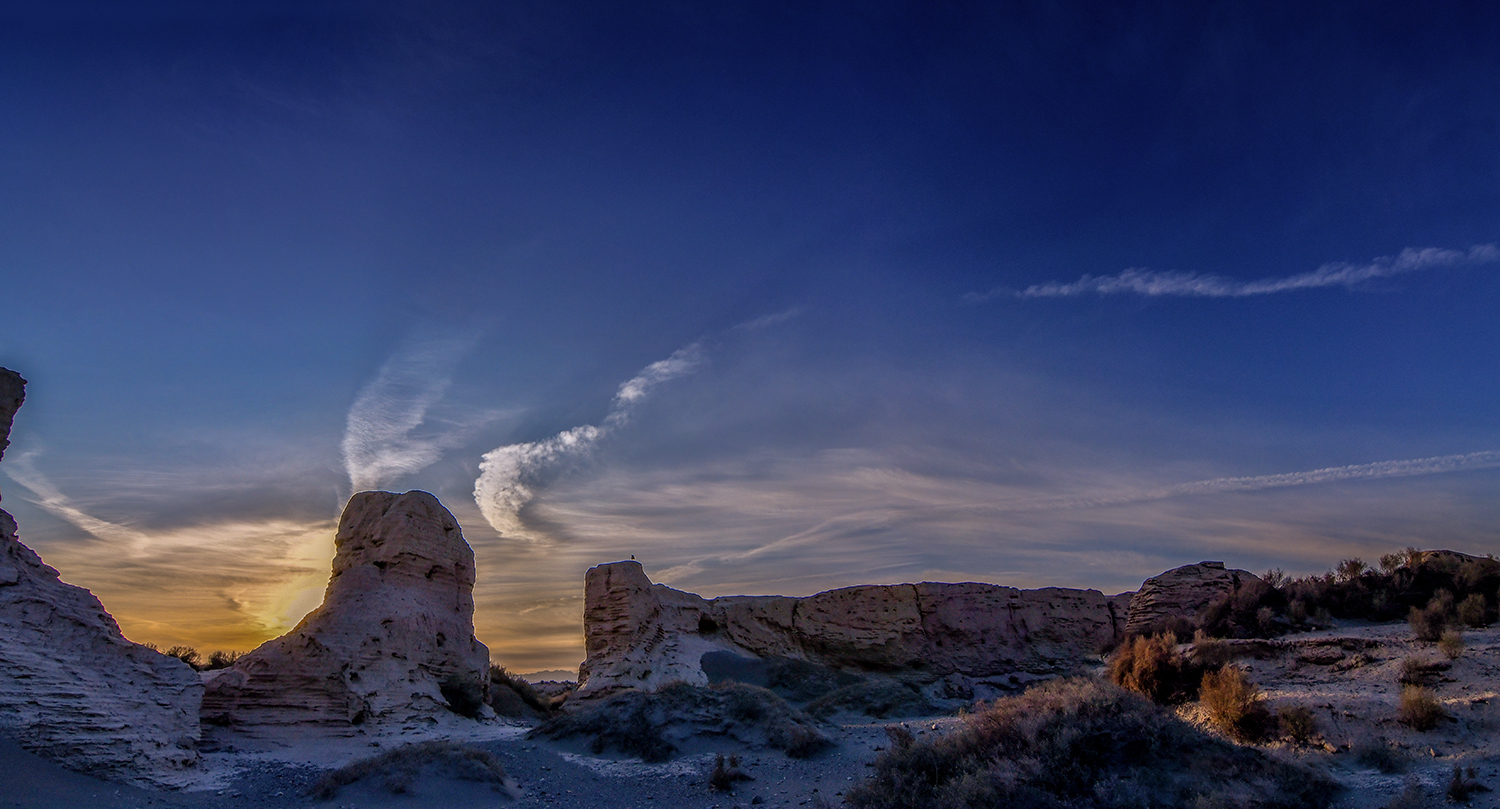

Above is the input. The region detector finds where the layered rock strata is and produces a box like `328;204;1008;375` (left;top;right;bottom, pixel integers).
1123;561;1261;636
201;490;490;739
576;560;1134;698
0;368;202;787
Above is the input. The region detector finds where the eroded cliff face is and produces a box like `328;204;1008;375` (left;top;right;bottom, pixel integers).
1123;561;1261;636
577;561;1134;698
201;490;490;741
0;367;203;787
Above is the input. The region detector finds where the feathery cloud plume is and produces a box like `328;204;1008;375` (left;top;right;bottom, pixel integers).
473;343;704;539
968;244;1500;301
342;334;487;493
3;450;154;554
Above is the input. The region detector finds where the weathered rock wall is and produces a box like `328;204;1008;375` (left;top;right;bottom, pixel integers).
0;367;203;787
577;561;1133;698
201;490;490;740
1124;561;1261;636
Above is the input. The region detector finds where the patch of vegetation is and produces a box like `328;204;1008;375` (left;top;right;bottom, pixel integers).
1447;765;1489;802
1352;737;1409;774
804;678;934;720
488;665;553;718
1396;686;1446;731
1458;593;1490;628
1199;666;1273;742
440;672;487;718
1276;704;1317;744
530;681;830;762
307;741;513;800
1382;778;1425;809
708;753;753;792
1438;629;1465;660
1106;633;1208;705
1397;656;1449;687
844;678;1337;809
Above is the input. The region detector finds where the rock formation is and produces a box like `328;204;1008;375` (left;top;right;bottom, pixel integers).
576;560;1134;698
1123;561;1261;636
201;490;490;741
0;367;202;787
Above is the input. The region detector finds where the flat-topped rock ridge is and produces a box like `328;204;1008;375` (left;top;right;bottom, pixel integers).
576;560;1136;698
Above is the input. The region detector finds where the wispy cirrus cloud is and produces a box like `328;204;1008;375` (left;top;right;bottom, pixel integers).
3;450;154;554
342;334;501;493
472;343;704;540
967;244;1500;301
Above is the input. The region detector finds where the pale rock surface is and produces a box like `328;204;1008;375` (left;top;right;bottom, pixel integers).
201;490;490;741
1124;560;1261;636
576;561;1132;698
0;367;203;787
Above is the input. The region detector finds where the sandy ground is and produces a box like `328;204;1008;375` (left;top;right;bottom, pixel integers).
6;620;1500;808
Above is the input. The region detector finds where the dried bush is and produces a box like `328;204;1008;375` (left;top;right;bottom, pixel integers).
1409;603;1448;643
1277;705;1317;744
844;679;1336;809
1190;630;1236;668
1447;765;1488;802
1352;737;1409;774
1199;666;1273;742
1397;655;1450;686
1458;593;1489;628
439;673;486;718
1396;686;1446;731
204;650;242;670
1438;629;1465;660
1106;633;1206;705
307;741;512;800
1335;558;1368;582
163;645;202;670
488;665;552;718
708;754;753;792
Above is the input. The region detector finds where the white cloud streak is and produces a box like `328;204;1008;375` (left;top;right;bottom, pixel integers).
968;244;1500;300
473;343;704;540
3;450;154;554
342;335;485;493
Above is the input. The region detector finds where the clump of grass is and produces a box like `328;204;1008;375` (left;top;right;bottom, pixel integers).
1447;765;1489;802
708;754;753;792
1396;686;1446;731
844;679;1336;809
1106;633;1207;705
530;681;829;762
307;741;513;800
1438;629;1465;660
1277;704;1317;744
1199;666;1273;742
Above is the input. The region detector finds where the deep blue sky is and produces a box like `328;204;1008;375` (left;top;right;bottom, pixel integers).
3;2;1499;669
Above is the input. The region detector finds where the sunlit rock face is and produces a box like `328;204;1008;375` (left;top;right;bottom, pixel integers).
1124;561;1261;636
0;368;203;787
576;560;1134;699
201;490;490;741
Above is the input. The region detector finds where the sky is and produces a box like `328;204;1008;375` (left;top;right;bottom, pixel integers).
2;2;1499;672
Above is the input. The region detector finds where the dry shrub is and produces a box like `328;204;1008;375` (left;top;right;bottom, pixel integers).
1199;666;1272;742
1409;602;1448;643
1458;593;1489;628
204;650;242;670
488;665;552;718
1447;765;1488;802
307;741;512;800
1106;633;1206;705
1277;705;1317;744
1438;629;1465;660
1396;686;1446;731
1397;656;1449;686
163;645;202;670
1191;630;1237;668
1353;737;1409;774
844;679;1336;809
708;754;753;792
804;678;934;719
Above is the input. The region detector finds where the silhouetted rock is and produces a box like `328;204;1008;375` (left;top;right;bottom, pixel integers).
576;561;1132;699
201;491;490;741
0;369;202;787
1124;561;1261;636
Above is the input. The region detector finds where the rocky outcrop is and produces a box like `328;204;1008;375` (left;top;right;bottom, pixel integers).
0;368;202;787
576;561;1133;698
1124;561;1261;636
201;490;490;741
